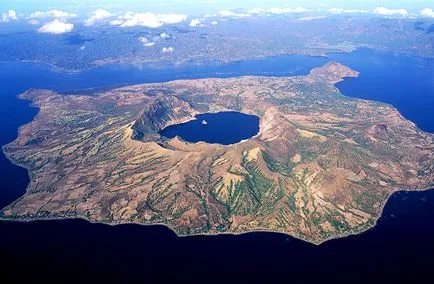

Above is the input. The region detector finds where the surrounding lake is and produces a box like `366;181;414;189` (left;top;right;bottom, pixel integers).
332;50;434;133
1;48;434;281
160;112;260;145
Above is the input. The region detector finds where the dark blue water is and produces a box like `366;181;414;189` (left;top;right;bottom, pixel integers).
160;112;260;145
3;190;433;282
1;48;434;282
331;50;434;133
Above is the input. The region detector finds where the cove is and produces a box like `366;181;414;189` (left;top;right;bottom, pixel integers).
159;112;260;145
330;48;434;133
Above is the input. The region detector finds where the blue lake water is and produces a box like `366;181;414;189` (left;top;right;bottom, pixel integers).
332;51;434;133
1;48;434;281
160;112;260;145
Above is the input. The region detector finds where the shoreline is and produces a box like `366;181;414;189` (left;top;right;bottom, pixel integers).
0;186;433;246
1;140;433;247
1;46;433;74
1;57;434;245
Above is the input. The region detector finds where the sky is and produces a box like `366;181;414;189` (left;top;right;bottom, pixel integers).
1;0;433;15
1;0;433;34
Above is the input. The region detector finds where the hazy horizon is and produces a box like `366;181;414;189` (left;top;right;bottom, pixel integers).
1;0;433;15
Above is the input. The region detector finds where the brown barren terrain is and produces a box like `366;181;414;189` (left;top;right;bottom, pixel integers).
2;62;433;244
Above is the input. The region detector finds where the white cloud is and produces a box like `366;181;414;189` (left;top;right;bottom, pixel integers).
110;12;187;28
218;10;250;18
189;18;201;27
269;7;308;14
38;19;74;34
85;9;112;26
328;8;369;14
79;45;86;51
247;8;264;15
109;19;123;25
158;14;188;24
139;36;149;43
1;10;18;23
248;7;308;15
297;16;327;21
220;7;309;17
139;36;155;47
30;9;77;19
345;9;369;13
421;8;434;18
7;10;17;19
160;32;170;39
211;21;218;25
373;7;408;17
162;47;174;53
327;8;344;14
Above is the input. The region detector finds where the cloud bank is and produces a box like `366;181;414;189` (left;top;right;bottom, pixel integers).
110;12;187;28
218;10;250;18
327;8;369;14
30;9;77;19
1;10;18;23
189;18;201;27
85;9;112;26
373;7;408;17
38;19;74;34
218;6;413;19
297;16;327;21
421;8;434;18
247;7;308;15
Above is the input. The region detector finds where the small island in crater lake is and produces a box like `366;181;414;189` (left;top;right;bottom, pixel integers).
2;62;433;244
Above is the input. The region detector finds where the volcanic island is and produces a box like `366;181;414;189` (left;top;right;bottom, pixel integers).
2;62;434;244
